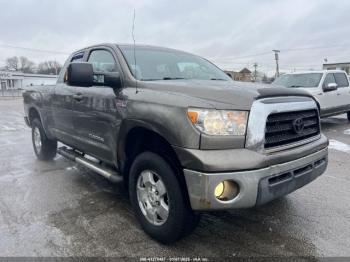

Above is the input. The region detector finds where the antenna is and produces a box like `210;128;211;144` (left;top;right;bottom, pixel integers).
132;8;138;93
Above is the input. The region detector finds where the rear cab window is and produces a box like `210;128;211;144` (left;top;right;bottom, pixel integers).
323;73;336;87
334;73;349;88
57;51;86;84
71;52;85;62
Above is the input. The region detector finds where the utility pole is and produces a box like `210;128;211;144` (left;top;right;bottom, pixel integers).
272;50;280;78
253;63;258;82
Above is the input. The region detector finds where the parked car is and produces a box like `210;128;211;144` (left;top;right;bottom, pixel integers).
23;44;328;243
273;70;350;120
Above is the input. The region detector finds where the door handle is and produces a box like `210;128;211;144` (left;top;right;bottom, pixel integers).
73;93;83;102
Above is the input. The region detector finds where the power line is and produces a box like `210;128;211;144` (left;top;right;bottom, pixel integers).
214;51;272;61
214;43;350;62
0;44;70;55
280;43;350;52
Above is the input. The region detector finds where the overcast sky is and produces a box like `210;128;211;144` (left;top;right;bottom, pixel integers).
0;0;350;75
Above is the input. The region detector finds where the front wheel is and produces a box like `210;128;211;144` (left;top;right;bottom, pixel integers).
31;118;57;161
129;152;199;244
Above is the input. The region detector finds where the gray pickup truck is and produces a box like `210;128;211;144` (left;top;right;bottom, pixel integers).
23;43;328;243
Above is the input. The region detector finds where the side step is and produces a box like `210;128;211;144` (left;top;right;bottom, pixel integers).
57;146;122;183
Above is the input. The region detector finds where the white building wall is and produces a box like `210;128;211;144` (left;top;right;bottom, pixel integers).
22;76;57;87
323;63;350;75
0;71;58;90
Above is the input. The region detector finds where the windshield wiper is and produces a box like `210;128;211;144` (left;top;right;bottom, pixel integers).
162;77;186;80
288;85;303;87
210;78;228;81
139;77;186;81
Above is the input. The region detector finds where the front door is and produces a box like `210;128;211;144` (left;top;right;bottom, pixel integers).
333;72;350;110
319;73;339;113
71;48;124;164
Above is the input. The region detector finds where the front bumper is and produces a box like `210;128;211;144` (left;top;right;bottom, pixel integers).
183;147;328;210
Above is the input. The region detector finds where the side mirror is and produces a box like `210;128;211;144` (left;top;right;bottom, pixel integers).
66;62;93;87
66;62;122;89
323;83;338;92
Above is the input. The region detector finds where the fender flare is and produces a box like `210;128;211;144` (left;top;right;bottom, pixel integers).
116;118;178;171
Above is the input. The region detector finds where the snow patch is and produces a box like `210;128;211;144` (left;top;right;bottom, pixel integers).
329;139;350;153
0;125;16;131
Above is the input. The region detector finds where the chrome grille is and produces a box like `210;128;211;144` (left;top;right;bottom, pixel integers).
264;109;320;149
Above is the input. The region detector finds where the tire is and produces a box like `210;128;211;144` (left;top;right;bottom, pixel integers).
347;112;350;121
31;118;57;161
129;151;199;244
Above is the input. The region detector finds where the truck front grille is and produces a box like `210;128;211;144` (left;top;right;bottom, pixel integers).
264;109;320;149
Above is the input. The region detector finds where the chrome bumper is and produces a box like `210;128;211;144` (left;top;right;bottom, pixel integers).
183;147;328;210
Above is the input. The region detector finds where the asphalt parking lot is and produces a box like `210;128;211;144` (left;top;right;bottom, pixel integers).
0;98;349;259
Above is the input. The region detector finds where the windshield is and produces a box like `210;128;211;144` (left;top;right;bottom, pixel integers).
273;73;323;88
119;46;231;81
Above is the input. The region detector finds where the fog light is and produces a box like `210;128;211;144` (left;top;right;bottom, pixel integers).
214;182;225;198
214;180;239;201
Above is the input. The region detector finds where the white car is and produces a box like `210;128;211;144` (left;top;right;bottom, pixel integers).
273;70;350;120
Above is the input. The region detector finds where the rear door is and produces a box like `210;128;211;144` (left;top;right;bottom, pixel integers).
333;72;350;110
51;52;84;145
71;48;124;164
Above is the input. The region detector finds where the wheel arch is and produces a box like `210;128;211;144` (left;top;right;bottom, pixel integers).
117;120;185;189
28;107;42;125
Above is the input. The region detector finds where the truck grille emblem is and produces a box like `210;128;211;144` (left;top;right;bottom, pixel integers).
292;118;305;134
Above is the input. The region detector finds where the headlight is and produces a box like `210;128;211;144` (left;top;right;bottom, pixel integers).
187;108;248;136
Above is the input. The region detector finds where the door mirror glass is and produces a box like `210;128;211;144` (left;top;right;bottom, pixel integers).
323;82;338;92
94;72;122;89
66;62;94;87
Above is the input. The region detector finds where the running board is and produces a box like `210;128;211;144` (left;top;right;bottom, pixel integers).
57;146;122;183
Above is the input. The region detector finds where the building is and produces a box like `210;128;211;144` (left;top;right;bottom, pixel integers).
238;68;253;82
225;68;253;82
323;62;350;75
0;71;58;90
224;70;239;80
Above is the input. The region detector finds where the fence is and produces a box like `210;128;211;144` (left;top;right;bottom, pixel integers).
0;89;23;97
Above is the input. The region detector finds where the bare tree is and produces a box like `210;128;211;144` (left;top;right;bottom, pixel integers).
37;61;62;75
4;56;61;75
5;56;35;73
19;56;35;73
5;56;19;71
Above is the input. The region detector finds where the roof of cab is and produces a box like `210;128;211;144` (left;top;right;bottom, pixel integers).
71;43;195;56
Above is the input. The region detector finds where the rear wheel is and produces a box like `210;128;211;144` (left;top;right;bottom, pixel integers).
31;118;57;161
129;151;199;244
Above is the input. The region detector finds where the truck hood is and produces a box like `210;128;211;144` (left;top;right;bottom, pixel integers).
140;79;314;110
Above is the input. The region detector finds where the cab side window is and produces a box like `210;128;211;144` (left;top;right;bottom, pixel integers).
323;73;336;87
88;50;118;73
334;73;349;88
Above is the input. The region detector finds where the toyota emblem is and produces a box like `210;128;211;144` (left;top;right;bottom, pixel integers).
292;118;305;134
